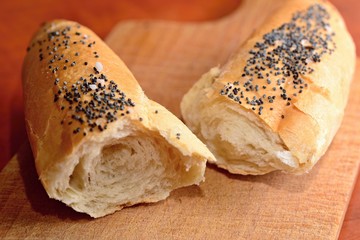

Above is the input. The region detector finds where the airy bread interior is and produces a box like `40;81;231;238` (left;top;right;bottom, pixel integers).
40;121;205;218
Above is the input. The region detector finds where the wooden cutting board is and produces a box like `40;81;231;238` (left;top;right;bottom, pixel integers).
1;0;360;239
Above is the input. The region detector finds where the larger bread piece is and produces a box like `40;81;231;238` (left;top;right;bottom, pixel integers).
181;0;356;175
22;20;214;218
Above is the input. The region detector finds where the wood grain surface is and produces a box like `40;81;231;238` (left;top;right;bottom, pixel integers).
0;0;359;239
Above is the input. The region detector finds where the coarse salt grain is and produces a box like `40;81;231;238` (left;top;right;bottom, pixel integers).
97;79;105;85
325;25;333;33
300;39;312;48
305;58;314;64
89;84;97;90
95;62;103;72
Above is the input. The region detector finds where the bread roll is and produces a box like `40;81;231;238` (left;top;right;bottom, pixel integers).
181;0;355;175
22;20;214;218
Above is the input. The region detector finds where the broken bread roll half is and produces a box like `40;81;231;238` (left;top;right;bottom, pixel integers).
181;0;355;175
22;20;214;218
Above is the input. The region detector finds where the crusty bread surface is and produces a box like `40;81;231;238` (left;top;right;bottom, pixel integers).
181;0;356;175
23;20;214;218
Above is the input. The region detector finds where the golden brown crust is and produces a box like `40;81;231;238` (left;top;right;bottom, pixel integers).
181;0;356;174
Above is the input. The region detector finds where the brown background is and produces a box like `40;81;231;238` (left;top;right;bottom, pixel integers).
0;0;359;239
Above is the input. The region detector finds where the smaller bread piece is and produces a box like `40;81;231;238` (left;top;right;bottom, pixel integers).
181;0;356;175
22;20;214;218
